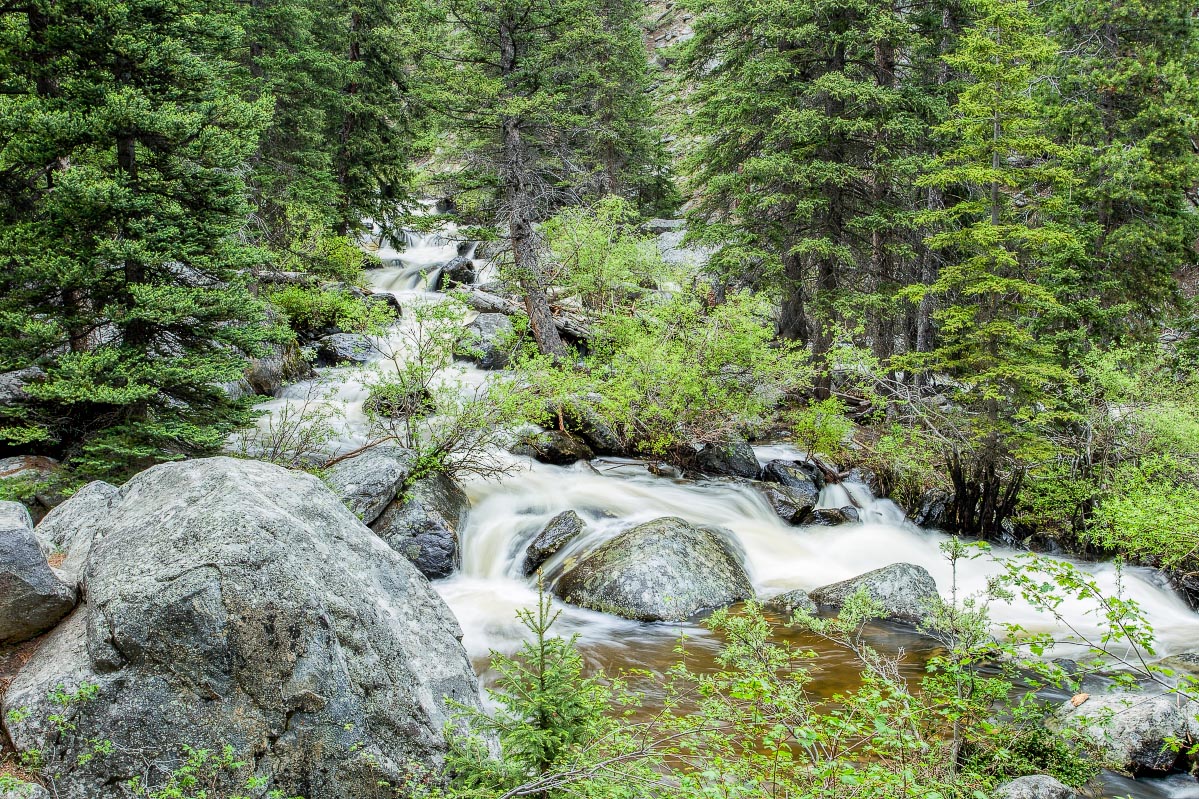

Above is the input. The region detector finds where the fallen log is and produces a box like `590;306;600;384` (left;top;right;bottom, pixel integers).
450;288;591;341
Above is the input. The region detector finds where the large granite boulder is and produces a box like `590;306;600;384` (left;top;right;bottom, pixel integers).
993;775;1077;799
810;563;939;624
1053;690;1198;774
315;333;374;366
2;457;484;799
554;517;753;622
523;511;586;575
370;472;469;580
0;501;76;644
245;340;313;396
323;445;417;525
32;480;120;586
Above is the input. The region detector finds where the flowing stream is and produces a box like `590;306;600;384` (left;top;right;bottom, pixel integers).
252;227;1199;799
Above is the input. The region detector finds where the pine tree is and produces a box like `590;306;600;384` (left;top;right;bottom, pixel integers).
902;0;1084;536
0;0;274;477
418;0;661;357
679;0;929;392
1046;0;1199;341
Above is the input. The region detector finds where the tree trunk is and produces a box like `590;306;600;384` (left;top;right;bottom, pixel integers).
498;17;566;358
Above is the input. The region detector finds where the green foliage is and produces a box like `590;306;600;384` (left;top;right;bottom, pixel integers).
521;289;806;461
129;745;300;799
791;397;855;464
267;284;394;338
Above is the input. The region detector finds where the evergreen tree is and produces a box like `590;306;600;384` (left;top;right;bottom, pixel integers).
679;0;929;392
902;0;1084;536
1046;0;1199;340
0;0;274;477
418;0;661;357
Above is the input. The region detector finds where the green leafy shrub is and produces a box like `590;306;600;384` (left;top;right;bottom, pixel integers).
267;285;394;338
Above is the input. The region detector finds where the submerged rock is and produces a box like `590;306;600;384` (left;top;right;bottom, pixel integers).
511;430;594;465
993;775;1077;799
810;563;939;624
764;589;817;617
371;472;468;580
2;457;483;799
524;510;586;575
554;516;753;622
324;444;417;525
693;440;760;479
1053;691;1198;774
0;501;76;644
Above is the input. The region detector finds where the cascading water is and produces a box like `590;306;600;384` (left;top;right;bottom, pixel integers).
250;221;1199;799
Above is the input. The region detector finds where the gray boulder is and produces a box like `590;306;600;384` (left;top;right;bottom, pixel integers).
554;517;753;622
440;256;476;288
0;501;76;644
371;472;468;580
370;291;403;315
33;480;120;586
810;563;939;624
751;481;818;525
461;313;514;370
694;440;760;479
0;366;45;406
523;511;586;575
1054;691;1197;774
1;457;483;799
558;398;622;455
911;488;953;528
0;782;49;799
245;339;313;396
802;506;860;526
763;459;825;491
323;445;417;525
764;590;817;617
316;333;374;366
511;430;594;465
993;775;1076;799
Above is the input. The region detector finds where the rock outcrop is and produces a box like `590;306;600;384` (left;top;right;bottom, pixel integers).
0;501;76;644
810;563;939;624
554;517;753;622
32;480;120;586
993;775;1077;799
460;313;514;370
370;472;468;580
523;511;586;575
2;457;484;799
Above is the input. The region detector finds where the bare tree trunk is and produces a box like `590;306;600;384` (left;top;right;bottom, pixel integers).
777;248;810;343
499;18;566;358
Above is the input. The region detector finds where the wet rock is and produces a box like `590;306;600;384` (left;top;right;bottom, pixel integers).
753;482;818;525
555;516;753;622
910;488;953;528
810;563;939;624
0;366;45;406
523;510;586;575
993;775;1077;799
33;480;120;586
2;457;483;799
847;467;881;496
0;501;76;644
371;472;468;580
370;291;403;315
460;313;514;370
763;459;825;490
511;430;594;465
440;256;476;288
245;339;314;396
802;506;860;526
558;398;622;455
764;589;817;617
323;445;417;525
315;333;373;366
1054;691;1198;774
693;440;760;479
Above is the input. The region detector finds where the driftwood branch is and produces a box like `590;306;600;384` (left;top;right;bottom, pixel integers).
450;288;591;341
